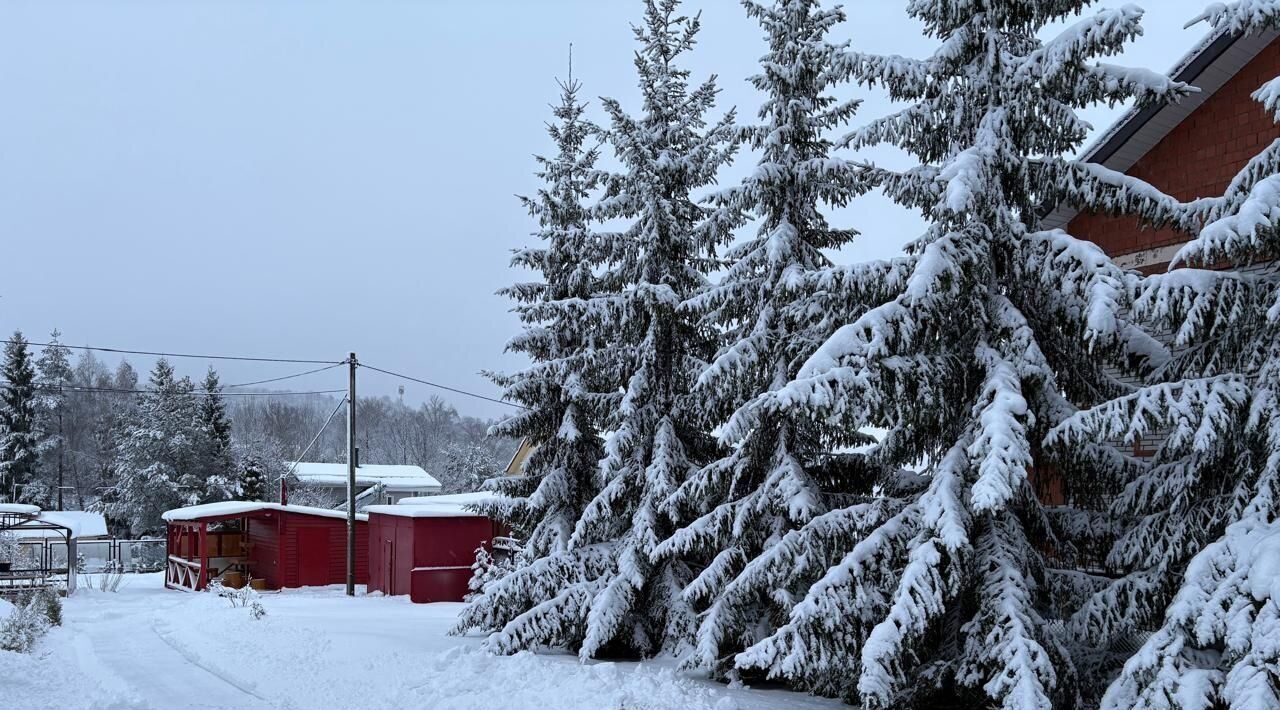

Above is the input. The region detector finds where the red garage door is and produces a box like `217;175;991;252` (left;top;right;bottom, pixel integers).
297;527;332;587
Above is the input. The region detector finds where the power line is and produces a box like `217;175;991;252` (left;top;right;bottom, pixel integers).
224;362;347;389
278;395;349;484
23;383;344;397
356;362;528;409
2;339;343;365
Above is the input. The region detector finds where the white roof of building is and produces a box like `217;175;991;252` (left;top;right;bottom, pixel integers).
162;501;368;523
288;462;441;492
0;506;108;539
364;504;485;518
397;491;495;506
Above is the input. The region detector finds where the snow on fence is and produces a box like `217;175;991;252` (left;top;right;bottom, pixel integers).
21;538;166;574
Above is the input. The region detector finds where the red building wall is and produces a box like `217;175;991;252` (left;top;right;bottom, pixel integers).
244;510;367;589
278;511;368;589
368;512;493;603
246;516;282;588
1068;38;1280;257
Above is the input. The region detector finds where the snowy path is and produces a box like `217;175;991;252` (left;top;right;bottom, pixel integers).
72;597;274;709
2;574;840;710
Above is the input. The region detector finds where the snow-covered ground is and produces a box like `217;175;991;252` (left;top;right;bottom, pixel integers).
1;574;840;710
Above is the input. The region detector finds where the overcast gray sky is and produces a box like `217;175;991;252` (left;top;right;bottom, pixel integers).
0;0;1210;419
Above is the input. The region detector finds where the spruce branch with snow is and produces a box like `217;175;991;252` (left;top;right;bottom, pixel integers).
454;48;610;644
652;0;890;675
714;2;1189;707
1045;3;1280;706
461;0;739;661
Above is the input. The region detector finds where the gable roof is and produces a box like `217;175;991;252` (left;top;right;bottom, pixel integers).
162;501;369;523
288;462;441;491
0;506;109;539
1041;24;1280;230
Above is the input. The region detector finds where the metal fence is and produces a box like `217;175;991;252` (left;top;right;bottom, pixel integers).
17;537;166;574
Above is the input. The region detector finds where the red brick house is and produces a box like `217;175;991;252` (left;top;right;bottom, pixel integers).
1032;25;1280;508
1042;25;1280;271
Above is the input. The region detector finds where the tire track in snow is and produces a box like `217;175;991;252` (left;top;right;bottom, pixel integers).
147;619;275;707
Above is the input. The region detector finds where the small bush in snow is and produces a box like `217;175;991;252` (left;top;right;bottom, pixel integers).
208;577;267;619
33;587;61;627
0;531;18;565
81;564;126;593
466;545;513;601
0;594;51;653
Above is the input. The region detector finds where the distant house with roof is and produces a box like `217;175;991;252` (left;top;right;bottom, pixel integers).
1031;21;1280;509
286;461;441;508
503;438;536;477
1042;22;1280;271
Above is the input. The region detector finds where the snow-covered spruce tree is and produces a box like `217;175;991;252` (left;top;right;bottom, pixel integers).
453;67;609;639
652;0;894;674
707;3;1194;707
461;0;738;660
1046;3;1280;707
438;442;499;494
195;368;236;502
0;332;41;505
233;434;287;503
107;359;204;535
35;331;74;510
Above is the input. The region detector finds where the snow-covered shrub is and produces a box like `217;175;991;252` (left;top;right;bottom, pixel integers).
0;595;51;653
0;531;18;565
466;545;513;601
81;564;125;593
208;577;267;619
33;587;61;627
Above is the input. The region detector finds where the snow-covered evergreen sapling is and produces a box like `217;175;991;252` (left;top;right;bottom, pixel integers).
106;359;206;535
0;594;51;653
467;544;513;601
1046;2;1280;707
460;0;738;661
712;2;1190;707
0;332;42;505
196;368;236;502
34;331;74;510
453;47;611;645
33;586;61;627
654;0;897;675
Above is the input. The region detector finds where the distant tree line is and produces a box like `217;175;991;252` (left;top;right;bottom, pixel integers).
0;330;516;535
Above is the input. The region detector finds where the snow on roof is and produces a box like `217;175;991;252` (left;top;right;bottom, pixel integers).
395;491;496;516
0;507;109;539
288;462;442;491
162;501;368;523
396;492;496;507
26;511;109;539
364;504;486;518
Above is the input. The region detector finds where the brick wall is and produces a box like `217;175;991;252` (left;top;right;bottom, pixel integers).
1068;37;1280;257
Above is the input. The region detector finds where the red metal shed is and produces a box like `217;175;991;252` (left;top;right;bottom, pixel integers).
162;502;368;592
365;505;493;603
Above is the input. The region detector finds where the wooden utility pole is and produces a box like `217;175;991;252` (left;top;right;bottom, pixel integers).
346;352;357;596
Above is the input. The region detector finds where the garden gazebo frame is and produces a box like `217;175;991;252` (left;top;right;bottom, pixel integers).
0;505;77;596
